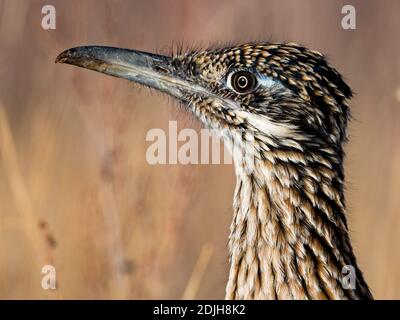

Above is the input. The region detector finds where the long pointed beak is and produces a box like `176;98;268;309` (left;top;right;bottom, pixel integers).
55;46;194;99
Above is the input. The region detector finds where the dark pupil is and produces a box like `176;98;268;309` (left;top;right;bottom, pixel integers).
238;76;248;88
232;71;255;93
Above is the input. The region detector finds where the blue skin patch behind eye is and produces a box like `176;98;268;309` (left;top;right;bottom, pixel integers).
258;74;283;89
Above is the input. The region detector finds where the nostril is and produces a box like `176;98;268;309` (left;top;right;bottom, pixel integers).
154;65;169;74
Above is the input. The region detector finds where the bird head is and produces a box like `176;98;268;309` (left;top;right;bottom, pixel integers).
56;43;351;168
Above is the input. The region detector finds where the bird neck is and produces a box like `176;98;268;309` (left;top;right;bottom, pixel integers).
225;151;372;300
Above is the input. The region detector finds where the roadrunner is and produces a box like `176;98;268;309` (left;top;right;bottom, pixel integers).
56;42;373;300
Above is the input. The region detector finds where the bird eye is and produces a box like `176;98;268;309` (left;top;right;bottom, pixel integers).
229;70;257;94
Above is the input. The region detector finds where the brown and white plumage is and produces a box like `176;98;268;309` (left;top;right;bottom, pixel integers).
56;42;373;299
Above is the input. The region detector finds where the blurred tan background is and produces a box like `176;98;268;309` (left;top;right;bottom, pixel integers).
0;0;399;299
